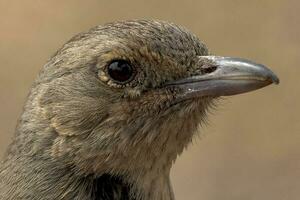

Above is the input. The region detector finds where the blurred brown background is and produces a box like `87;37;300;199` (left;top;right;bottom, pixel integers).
0;0;299;199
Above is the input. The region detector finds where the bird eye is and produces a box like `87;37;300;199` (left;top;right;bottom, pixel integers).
107;60;134;83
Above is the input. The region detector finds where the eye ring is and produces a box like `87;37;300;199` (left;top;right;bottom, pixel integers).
106;60;135;84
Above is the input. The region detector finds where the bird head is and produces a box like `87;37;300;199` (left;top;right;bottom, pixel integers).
22;20;278;182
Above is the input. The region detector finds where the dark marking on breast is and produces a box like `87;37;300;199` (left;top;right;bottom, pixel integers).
91;174;134;200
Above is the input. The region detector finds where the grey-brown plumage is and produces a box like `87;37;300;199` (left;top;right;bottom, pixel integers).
0;20;278;200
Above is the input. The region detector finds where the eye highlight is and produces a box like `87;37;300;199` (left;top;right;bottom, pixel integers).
107;60;135;83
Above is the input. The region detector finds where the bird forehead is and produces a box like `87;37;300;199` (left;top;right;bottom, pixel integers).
99;20;208;57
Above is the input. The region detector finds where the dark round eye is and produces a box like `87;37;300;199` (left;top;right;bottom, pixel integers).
107;60;134;83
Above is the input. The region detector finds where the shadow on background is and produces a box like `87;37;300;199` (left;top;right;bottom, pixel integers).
0;0;299;199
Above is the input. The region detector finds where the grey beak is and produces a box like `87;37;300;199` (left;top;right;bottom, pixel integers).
165;56;279;99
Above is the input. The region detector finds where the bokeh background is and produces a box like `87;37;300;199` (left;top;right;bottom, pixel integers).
0;0;299;199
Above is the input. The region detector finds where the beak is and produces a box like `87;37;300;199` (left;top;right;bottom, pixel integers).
165;56;279;99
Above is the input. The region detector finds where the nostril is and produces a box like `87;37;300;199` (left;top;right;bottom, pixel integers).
201;65;217;74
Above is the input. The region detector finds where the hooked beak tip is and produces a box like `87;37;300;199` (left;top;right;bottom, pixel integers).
268;72;280;85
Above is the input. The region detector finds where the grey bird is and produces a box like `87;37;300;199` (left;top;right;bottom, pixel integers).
0;20;279;200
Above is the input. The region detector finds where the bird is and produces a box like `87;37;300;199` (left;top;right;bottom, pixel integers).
0;20;279;200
